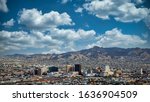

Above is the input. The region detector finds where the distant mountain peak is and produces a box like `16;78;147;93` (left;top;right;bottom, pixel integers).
92;46;100;48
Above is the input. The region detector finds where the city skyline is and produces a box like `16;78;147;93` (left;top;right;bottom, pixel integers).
0;0;150;55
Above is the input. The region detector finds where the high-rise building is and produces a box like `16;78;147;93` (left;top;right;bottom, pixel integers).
75;64;81;71
74;64;82;75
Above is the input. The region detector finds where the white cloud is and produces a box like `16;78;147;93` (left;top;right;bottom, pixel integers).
18;8;74;30
42;49;62;54
0;30;33;51
0;27;149;54
75;7;83;13
2;19;15;27
61;0;71;4
144;14;150;29
0;28;97;54
0;0;8;12
88;28;147;48
115;3;148;22
0;30;62;52
50;28;96;41
83;0;149;22
135;0;144;4
31;30;63;47
48;28;96;53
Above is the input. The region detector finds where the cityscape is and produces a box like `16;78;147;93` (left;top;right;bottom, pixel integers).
0;0;150;85
0;46;150;85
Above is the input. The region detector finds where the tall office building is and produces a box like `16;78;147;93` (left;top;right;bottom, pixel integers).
74;64;82;75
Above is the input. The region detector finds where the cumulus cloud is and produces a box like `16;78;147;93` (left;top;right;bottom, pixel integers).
0;28;97;54
0;0;8;12
50;28;96;41
47;27;96;52
2;19;15;27
88;28;147;48
75;7;83;13
0;30;62;52
0;31;33;51
83;0;149;22
115;3;148;22
18;8;74;30
31;30;63;47
47;28;96;53
0;27;149;54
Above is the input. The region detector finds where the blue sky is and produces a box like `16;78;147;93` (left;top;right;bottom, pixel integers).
0;0;150;55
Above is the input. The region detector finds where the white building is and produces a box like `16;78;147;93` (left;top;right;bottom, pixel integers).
104;65;114;76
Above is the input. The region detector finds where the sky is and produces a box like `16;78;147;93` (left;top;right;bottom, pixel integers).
0;0;150;55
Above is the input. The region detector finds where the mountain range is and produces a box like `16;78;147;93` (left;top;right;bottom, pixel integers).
7;46;150;58
3;46;150;70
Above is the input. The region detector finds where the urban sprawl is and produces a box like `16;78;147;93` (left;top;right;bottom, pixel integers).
0;56;150;85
